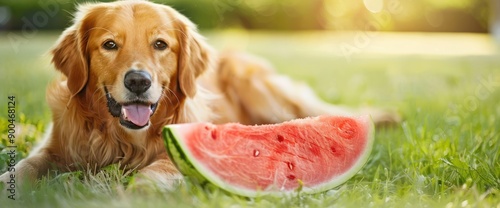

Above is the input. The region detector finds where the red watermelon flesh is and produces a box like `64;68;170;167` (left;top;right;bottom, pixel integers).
163;115;374;197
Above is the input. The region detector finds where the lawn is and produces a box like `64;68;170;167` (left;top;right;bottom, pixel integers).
0;31;499;207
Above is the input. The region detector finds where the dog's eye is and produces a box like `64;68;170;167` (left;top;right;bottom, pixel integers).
153;40;168;50
103;40;118;50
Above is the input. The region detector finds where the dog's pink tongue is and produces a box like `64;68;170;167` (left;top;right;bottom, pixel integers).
122;104;152;127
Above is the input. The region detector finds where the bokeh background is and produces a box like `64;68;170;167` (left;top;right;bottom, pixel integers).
0;0;499;121
0;0;494;32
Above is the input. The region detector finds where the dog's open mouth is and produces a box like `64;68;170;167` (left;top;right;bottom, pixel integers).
104;88;158;129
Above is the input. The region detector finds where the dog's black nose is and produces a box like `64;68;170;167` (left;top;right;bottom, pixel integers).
124;70;152;95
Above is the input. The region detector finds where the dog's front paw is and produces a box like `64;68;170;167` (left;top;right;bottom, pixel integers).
360;107;402;127
0;172;17;200
127;172;184;193
0;172;9;189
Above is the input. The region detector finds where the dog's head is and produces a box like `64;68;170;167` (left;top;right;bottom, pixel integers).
51;1;211;130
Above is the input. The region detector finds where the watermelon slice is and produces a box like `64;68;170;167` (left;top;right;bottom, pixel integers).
163;115;374;197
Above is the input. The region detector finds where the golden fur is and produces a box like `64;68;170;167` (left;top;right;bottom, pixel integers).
0;0;398;191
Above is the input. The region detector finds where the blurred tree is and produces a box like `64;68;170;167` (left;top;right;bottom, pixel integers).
389;0;489;32
0;0;490;32
493;0;500;41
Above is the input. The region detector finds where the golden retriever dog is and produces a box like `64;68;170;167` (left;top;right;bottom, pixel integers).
0;0;398;192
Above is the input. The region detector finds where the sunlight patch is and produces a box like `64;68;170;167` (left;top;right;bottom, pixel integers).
363;0;383;13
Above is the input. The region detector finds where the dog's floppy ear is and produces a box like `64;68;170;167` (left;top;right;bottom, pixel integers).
51;4;98;96
51;26;88;95
175;13;213;98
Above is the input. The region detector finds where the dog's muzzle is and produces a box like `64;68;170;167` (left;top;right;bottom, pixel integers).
104;70;159;130
105;88;159;130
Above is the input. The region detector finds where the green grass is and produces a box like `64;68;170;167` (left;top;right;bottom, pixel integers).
0;31;499;207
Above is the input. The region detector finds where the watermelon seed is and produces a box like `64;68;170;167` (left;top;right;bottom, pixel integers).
287;175;296;180
211;129;217;140
253;150;260;157
287;162;294;170
277;135;285;142
339;121;356;139
330;146;337;153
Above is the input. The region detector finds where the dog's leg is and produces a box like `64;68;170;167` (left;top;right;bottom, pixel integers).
129;153;183;192
214;52;400;125
252;73;401;124
0;152;54;198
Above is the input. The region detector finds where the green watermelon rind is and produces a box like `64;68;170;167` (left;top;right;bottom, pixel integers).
163;116;375;197
162;128;208;185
